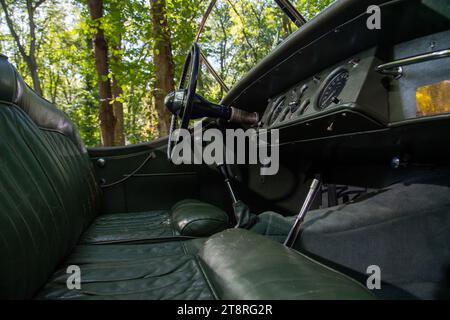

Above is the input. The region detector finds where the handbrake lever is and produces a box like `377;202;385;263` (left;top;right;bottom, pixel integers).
284;176;322;248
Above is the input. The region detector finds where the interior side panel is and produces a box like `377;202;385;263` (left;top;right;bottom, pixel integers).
88;143;231;214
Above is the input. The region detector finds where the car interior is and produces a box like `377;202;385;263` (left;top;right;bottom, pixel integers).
1;0;450;300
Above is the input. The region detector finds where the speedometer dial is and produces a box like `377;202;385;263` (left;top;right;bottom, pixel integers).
268;96;286;125
316;68;349;110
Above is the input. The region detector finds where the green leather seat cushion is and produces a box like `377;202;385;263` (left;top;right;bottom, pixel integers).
38;254;215;300
37;239;210;300
79;200;230;244
38;229;374;300
80;210;174;244
198;229;375;300
65;239;206;265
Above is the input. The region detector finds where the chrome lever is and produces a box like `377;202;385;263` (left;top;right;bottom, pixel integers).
284;176;321;248
376;49;450;79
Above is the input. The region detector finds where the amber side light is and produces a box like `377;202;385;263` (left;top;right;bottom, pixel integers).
416;80;450;117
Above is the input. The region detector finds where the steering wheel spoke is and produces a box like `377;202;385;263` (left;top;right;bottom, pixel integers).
180;44;200;129
167;43;200;162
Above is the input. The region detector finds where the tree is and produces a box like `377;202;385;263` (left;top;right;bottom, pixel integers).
111;42;125;145
0;0;44;95
150;0;175;137
0;0;334;147
87;0;116;146
105;0;125;145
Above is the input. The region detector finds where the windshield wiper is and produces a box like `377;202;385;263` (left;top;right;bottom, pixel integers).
195;0;217;42
192;0;307;95
274;0;307;27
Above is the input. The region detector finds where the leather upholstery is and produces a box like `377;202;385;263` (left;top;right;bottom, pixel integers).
198;229;375;300
0;97;225;299
80;210;174;244
172;199;229;236
79;200;229;244
39;229;373;300
0;103;100;299
38;239;212;300
65;240;206;265
0;55;86;153
38;254;215;300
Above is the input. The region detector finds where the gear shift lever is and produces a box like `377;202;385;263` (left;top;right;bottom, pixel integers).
216;163;256;228
217;163;238;204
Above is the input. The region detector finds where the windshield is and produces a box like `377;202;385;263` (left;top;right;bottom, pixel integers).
196;0;335;101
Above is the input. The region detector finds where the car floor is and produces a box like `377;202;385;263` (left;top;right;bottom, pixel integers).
250;167;450;300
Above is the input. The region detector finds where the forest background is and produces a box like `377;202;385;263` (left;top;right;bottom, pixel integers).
0;0;333;147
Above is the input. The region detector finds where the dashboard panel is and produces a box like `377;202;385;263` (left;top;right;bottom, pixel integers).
258;28;450;145
261;48;389;137
222;0;450;115
222;0;450;148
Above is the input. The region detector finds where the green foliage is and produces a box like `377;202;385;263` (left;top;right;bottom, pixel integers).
198;0;334;101
0;0;334;147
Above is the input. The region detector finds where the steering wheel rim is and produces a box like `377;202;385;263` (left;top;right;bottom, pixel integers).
167;43;200;161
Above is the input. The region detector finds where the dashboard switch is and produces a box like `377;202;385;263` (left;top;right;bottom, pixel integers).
327;122;334;132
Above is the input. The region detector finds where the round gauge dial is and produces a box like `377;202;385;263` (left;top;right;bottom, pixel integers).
268;96;286;125
316;68;349;110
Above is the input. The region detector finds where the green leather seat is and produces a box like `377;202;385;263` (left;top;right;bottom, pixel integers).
0;55;226;298
80;200;230;244
37;230;373;299
0;54;374;300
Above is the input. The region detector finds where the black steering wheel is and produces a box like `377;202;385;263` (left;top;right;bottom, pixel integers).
167;43;200;161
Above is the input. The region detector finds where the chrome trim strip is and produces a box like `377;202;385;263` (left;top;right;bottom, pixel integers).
376;49;450;74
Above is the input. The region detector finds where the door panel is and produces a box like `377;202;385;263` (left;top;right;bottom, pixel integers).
88;139;230;214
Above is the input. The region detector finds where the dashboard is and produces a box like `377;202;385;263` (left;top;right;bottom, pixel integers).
261;48;389;137
218;0;450;146
219;0;449;194
259;26;450;146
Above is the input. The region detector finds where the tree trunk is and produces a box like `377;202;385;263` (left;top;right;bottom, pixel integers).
26;0;42;95
112;75;125;145
150;0;175;137
218;13;228;99
112;41;125;146
27;55;42;96
87;0;116;147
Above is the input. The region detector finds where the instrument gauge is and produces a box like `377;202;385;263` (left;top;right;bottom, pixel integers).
316;68;349;111
268;96;286;125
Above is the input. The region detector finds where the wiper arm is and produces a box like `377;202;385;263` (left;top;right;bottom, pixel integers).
192;0;230;96
200;50;229;93
274;0;307;27
195;0;217;42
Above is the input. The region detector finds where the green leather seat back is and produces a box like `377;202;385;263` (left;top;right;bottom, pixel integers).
0;55;100;299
